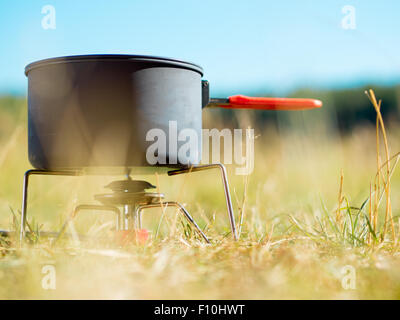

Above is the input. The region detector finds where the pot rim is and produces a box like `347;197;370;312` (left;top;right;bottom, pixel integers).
24;54;203;76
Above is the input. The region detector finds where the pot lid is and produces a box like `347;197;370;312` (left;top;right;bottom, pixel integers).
25;54;203;76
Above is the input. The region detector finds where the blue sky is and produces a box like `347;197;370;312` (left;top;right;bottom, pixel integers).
0;0;400;96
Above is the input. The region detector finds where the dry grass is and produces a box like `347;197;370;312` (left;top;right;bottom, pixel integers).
365;89;396;242
0;92;400;299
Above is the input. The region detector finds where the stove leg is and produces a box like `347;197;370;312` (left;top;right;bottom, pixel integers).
55;204;121;243
136;202;210;243
20;169;80;244
20;170;31;243
168;163;238;241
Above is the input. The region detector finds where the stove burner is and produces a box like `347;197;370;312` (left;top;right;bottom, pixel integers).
53;178;210;243
105;179;156;193
96;179;163;206
95;192;164;206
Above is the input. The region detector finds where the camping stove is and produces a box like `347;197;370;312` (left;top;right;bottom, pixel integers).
20;164;237;244
18;54;322;245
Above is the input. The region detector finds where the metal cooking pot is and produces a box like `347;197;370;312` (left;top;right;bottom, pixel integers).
25;54;321;172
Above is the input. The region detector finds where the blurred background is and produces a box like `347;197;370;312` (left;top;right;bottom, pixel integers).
0;0;400;233
1;0;400;300
1;0;400;132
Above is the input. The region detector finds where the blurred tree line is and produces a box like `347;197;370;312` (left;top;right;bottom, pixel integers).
210;85;400;135
1;85;400;138
288;85;400;132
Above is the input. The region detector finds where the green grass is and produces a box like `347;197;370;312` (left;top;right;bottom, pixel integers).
1;95;400;299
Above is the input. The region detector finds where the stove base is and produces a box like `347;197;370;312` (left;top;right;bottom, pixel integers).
19;164;238;245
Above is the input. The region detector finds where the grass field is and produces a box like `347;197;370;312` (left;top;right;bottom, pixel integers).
0;92;400;299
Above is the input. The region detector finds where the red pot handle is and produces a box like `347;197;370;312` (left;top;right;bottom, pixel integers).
209;95;322;111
